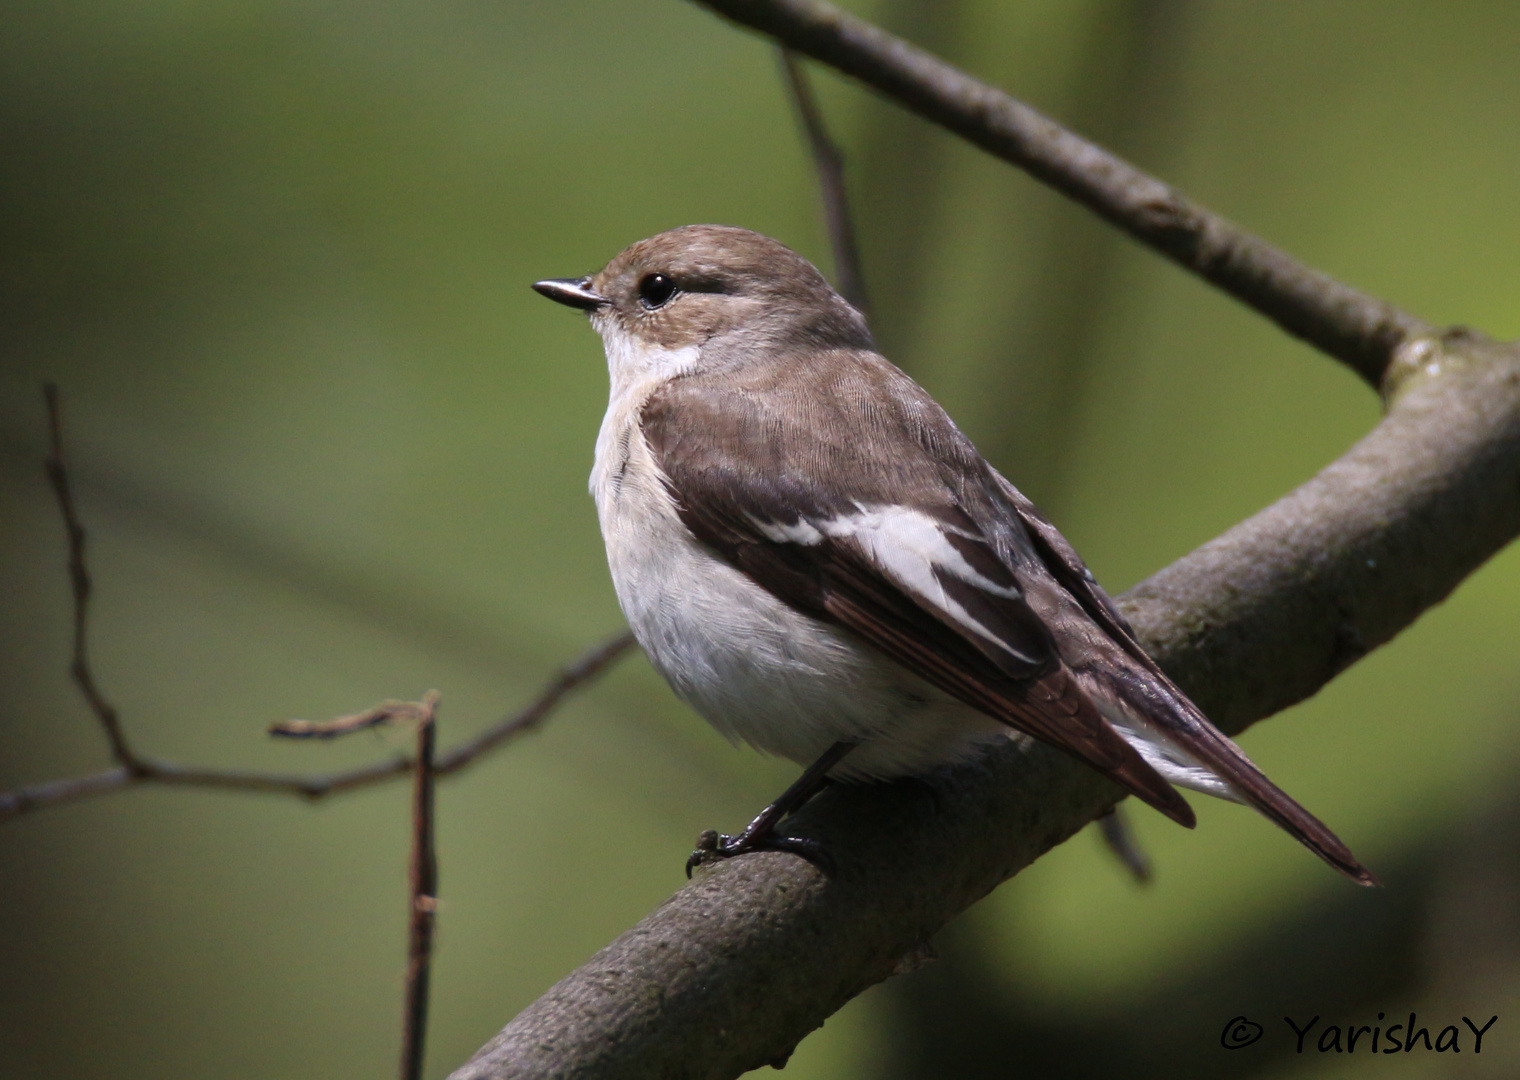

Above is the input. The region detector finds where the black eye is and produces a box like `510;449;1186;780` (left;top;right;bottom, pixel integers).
638;272;677;309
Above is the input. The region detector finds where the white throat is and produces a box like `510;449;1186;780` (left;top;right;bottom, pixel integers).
591;316;701;400
588;325;698;504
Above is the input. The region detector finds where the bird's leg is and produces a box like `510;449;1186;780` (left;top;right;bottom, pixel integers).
687;740;856;877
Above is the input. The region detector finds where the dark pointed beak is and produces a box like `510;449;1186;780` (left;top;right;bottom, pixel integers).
532;276;609;311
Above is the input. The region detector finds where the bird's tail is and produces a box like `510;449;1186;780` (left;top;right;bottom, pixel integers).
1095;672;1377;886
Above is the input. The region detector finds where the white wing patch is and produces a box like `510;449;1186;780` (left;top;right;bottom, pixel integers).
750;504;1023;653
1094;700;1243;802
748;515;824;546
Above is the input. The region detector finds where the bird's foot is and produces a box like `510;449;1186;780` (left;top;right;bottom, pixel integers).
685;743;856;878
685;827;832;878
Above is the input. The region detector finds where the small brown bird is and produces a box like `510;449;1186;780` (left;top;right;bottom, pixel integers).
535;224;1373;885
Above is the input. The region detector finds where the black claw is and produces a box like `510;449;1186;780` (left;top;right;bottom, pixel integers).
686;742;855;878
684;829;835;878
685;829;724;878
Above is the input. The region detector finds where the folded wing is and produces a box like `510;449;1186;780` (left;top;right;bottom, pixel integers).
639;356;1195;828
640;347;1373;884
994;472;1375;885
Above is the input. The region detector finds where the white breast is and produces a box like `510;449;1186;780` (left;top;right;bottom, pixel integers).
588;360;1007;780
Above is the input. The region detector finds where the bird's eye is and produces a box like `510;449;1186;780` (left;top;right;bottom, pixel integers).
638;273;677;309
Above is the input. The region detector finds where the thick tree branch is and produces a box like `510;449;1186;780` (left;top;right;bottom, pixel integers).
695;0;1433;389
450;332;1520;1079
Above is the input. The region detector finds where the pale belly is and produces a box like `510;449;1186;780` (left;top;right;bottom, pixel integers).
592;411;1008;781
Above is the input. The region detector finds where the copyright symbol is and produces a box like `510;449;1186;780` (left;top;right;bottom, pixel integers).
1221;1016;1263;1049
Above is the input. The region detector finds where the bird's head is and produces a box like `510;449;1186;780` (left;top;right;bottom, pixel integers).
534;225;871;387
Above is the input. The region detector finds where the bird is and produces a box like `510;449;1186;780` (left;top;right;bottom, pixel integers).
533;224;1373;885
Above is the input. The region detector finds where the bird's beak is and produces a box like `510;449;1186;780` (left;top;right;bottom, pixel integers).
532;276;609;311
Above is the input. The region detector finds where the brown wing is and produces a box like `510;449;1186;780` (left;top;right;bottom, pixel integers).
992;471;1375;885
641;361;1196;828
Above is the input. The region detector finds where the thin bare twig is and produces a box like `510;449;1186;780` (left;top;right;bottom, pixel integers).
700;0;1434;389
268;688;444;1080
778;48;869;315
433;632;634;775
43;382;139;770
1;385;638;823
271;699;436;739
0;633;634;821
402;692;441;1080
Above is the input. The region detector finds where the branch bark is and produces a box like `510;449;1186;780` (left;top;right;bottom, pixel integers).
450;327;1520;1080
695;0;1432;390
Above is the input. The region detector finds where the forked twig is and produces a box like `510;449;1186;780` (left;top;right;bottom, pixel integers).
1;633;634;820
273;688;444;1080
271;699;437;740
0;386;637;823
16;388;642;1080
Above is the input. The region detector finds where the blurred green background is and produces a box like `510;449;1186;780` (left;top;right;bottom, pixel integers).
4;1;1520;1077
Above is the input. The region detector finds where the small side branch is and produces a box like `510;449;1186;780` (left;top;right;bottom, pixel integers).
778;49;869;315
271;700;436;740
701;0;1434;388
433;632;635;776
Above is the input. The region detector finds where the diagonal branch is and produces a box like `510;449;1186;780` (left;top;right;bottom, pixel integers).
696;0;1433;389
448;329;1520;1079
